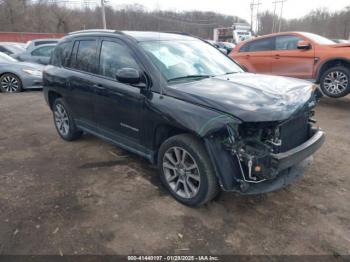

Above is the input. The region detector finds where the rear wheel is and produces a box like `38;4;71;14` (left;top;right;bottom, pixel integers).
158;134;219;207
320;66;350;98
0;73;22;93
53;98;82;141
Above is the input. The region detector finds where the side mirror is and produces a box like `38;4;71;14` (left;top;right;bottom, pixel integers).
297;41;311;50
116;68;141;85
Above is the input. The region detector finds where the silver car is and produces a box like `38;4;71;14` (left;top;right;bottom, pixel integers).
25;38;60;53
13;44;56;65
0;52;43;93
0;42;25;56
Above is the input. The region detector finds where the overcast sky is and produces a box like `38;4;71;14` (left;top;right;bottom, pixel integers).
109;0;350;23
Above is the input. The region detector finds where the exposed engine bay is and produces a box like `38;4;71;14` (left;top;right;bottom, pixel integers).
220;107;317;185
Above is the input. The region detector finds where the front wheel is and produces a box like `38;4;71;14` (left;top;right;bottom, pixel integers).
320;66;350;98
53;98;83;141
0;73;22;93
158;134;219;207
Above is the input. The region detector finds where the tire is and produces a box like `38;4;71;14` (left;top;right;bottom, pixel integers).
0;73;23;93
53;98;83;141
158;134;219;207
320;66;350;98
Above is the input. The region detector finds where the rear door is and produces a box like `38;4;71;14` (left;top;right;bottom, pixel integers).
234;37;275;74
65;38;98;127
271;35;315;79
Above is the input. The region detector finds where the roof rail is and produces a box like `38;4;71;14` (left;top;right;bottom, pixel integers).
68;29;122;35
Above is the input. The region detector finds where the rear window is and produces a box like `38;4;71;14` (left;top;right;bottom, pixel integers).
70;40;97;73
239;37;275;52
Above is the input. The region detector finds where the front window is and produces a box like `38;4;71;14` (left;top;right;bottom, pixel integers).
99;41;140;79
302;33;335;45
31;46;55;57
140;40;243;82
276;35;303;50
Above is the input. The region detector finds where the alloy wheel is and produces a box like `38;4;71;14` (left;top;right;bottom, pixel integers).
323;71;349;95
1;75;19;92
54;104;70;136
162;146;201;199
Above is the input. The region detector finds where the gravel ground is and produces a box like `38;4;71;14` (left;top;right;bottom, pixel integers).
0;91;349;256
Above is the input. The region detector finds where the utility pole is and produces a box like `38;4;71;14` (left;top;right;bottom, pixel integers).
250;0;262;35
271;0;287;33
278;0;287;32
250;0;255;33
272;0;278;33
255;1;262;34
101;0;107;29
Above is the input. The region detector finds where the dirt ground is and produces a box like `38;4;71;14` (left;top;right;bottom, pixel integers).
0;91;349;256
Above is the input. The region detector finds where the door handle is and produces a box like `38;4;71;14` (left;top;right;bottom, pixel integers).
245;55;250;58
275;54;281;59
93;84;105;90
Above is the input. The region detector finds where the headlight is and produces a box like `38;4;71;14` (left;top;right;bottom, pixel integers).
22;68;43;77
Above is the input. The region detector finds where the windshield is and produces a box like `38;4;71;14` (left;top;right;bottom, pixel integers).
0;52;18;63
140;40;243;82
302;33;335;45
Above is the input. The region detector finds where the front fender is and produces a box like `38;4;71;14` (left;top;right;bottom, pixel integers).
146;93;242;190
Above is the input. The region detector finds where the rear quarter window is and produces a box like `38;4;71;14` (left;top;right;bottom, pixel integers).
51;41;73;67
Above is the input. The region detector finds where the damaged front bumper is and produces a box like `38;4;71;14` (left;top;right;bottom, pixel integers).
205;127;325;195
238;156;313;195
271;129;325;172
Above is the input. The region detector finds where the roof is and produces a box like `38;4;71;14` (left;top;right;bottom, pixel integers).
66;29;198;42
123;31;196;42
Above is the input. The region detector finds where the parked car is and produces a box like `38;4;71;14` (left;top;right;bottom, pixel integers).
205;40;228;54
25;38;60;52
0;42;25;55
14;44;56;65
230;32;350;98
0;52;43;93
44;30;325;206
332;39;349;44
217;42;236;54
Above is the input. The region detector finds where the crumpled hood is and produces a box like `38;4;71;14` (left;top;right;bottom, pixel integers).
167;73;314;122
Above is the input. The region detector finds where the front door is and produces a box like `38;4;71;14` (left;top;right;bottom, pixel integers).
92;38;145;144
271;35;315;79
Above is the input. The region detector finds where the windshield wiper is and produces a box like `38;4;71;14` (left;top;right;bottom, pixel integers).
167;75;212;82
222;71;238;75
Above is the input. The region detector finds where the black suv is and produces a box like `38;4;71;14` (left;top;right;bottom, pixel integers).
44;30;325;206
